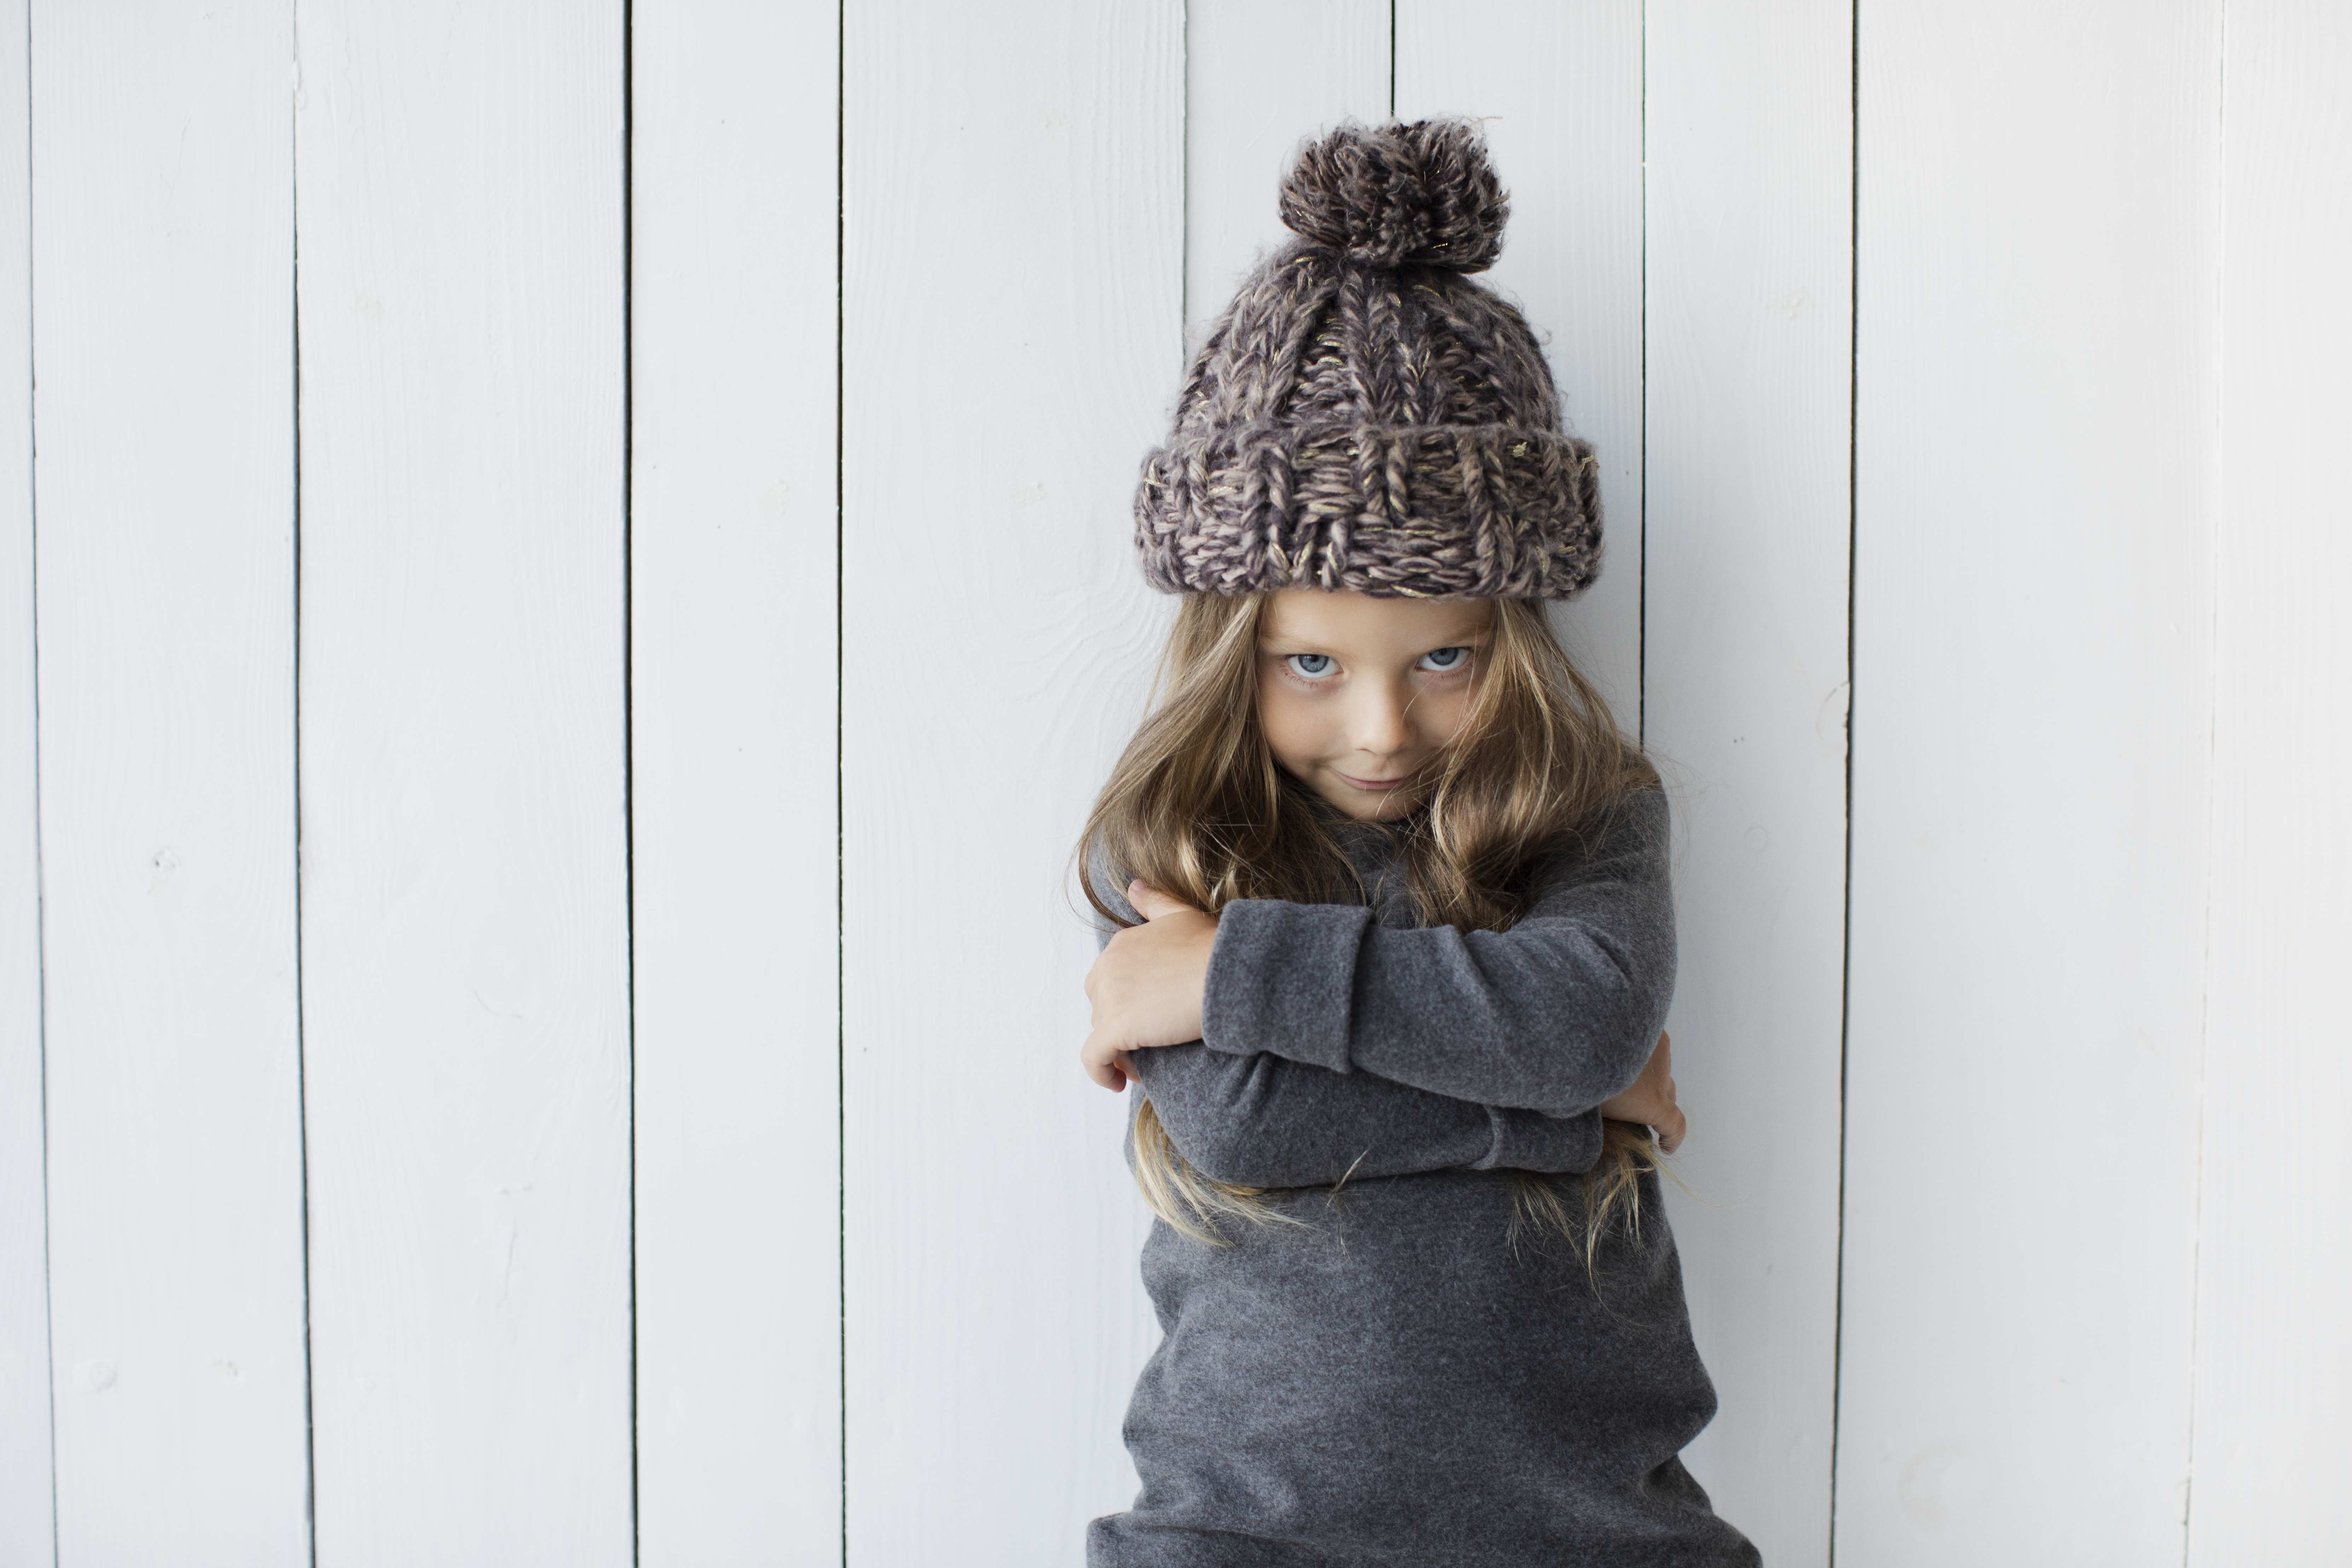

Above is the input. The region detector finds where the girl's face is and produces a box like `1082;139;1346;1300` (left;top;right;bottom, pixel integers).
1255;588;1494;822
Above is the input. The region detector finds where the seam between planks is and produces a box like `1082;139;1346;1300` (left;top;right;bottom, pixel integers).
288;1;319;1559
1825;0;1861;1559
1636;2;1647;751
622;0;641;1561
2178;0;2229;1558
23;0;58;1559
834;1;849;1559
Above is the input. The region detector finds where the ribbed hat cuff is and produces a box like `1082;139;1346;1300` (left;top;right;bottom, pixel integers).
1132;421;1602;599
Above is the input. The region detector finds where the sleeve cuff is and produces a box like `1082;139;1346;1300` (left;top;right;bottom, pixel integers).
1474;1105;1604;1174
1198;897;1369;1073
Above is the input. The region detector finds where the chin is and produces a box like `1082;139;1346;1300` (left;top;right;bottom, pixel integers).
1337;789;1417;823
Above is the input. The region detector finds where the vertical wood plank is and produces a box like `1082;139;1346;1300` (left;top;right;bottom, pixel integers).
0;0;51;1556
1393;1;1643;727
1840;4;2218;1560
2188;4;2352;1557
631;1;842;1560
30;1;310;1559
294;2;633;1560
840;2;1182;1558
1182;0;1387;345
1642;1;1852;1557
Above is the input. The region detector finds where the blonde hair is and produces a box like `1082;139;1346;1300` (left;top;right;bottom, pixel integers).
1074;590;1667;1274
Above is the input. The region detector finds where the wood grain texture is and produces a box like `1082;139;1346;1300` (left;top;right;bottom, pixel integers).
2187;4;2352;1557
0;0;51;1558
1642;2;1852;1557
1394;0;1644;727
30;1;310;1559
841;2;1181;1558
294;2;632;1560
630;1;842;1560
1182;0;1388;345
1839;3;2218;1560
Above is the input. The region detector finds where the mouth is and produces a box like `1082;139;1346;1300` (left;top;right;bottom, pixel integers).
1336;770;1415;792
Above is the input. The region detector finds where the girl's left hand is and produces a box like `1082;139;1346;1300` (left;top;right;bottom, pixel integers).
1080;880;1218;1091
1597;1030;1686;1153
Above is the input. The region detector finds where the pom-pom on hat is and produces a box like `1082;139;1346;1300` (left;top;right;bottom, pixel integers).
1133;118;1601;600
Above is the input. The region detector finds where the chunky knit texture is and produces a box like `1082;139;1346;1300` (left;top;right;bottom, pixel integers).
1133;118;1602;600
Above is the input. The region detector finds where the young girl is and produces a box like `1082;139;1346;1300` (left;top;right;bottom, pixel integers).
1072;121;1759;1566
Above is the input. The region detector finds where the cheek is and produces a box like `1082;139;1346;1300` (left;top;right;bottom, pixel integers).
1256;675;1324;769
1414;683;1477;746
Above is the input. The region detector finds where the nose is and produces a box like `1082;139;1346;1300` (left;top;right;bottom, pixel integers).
1347;674;1414;759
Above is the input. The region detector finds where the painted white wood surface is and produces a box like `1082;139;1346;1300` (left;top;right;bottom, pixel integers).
1642;2;1852;1558
2187;4;2352;1558
1394;0;1644;730
630;2;842;1561
9;6;2352;1559
0;0;52;1559
1183;0;1388;346
30;3;312;1560
840;2;1181;1559
293;2;634;1560
1839;3;2218;1561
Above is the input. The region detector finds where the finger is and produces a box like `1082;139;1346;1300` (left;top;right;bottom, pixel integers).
1128;879;1201;922
1080;1033;1120;1092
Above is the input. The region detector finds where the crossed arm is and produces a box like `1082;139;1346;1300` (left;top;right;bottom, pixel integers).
1082;787;1685;1189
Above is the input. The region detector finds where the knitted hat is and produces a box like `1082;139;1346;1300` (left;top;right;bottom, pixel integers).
1133;118;1601;600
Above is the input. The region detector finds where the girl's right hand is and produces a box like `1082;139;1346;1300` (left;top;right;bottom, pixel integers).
1597;1030;1685;1153
1079;879;1219;1092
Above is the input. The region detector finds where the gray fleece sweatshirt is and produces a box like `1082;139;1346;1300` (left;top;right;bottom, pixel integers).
1084;786;1759;1568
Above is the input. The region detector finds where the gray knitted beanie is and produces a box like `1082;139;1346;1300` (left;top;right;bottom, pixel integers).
1133;118;1600;600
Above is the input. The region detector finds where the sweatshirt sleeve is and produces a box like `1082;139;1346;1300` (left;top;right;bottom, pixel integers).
1084;851;1606;1188
1196;785;1677;1116
1127;1043;1603;1189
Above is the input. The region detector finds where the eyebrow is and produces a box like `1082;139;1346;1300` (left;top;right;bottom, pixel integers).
1258;623;1493;651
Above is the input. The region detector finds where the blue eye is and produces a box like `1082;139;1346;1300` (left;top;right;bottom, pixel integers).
1417;646;1470;672
1286;653;1336;678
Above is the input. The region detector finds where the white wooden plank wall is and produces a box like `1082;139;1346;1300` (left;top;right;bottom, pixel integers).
1841;1;2219;1560
0;0;48;1558
839;2;1180;1560
4;3;2349;1564
2189;4;2352;1560
629;1;842;1564
1184;0;1388;347
31;4;312;1562
1641;3;1852;1560
293;1;634;1560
